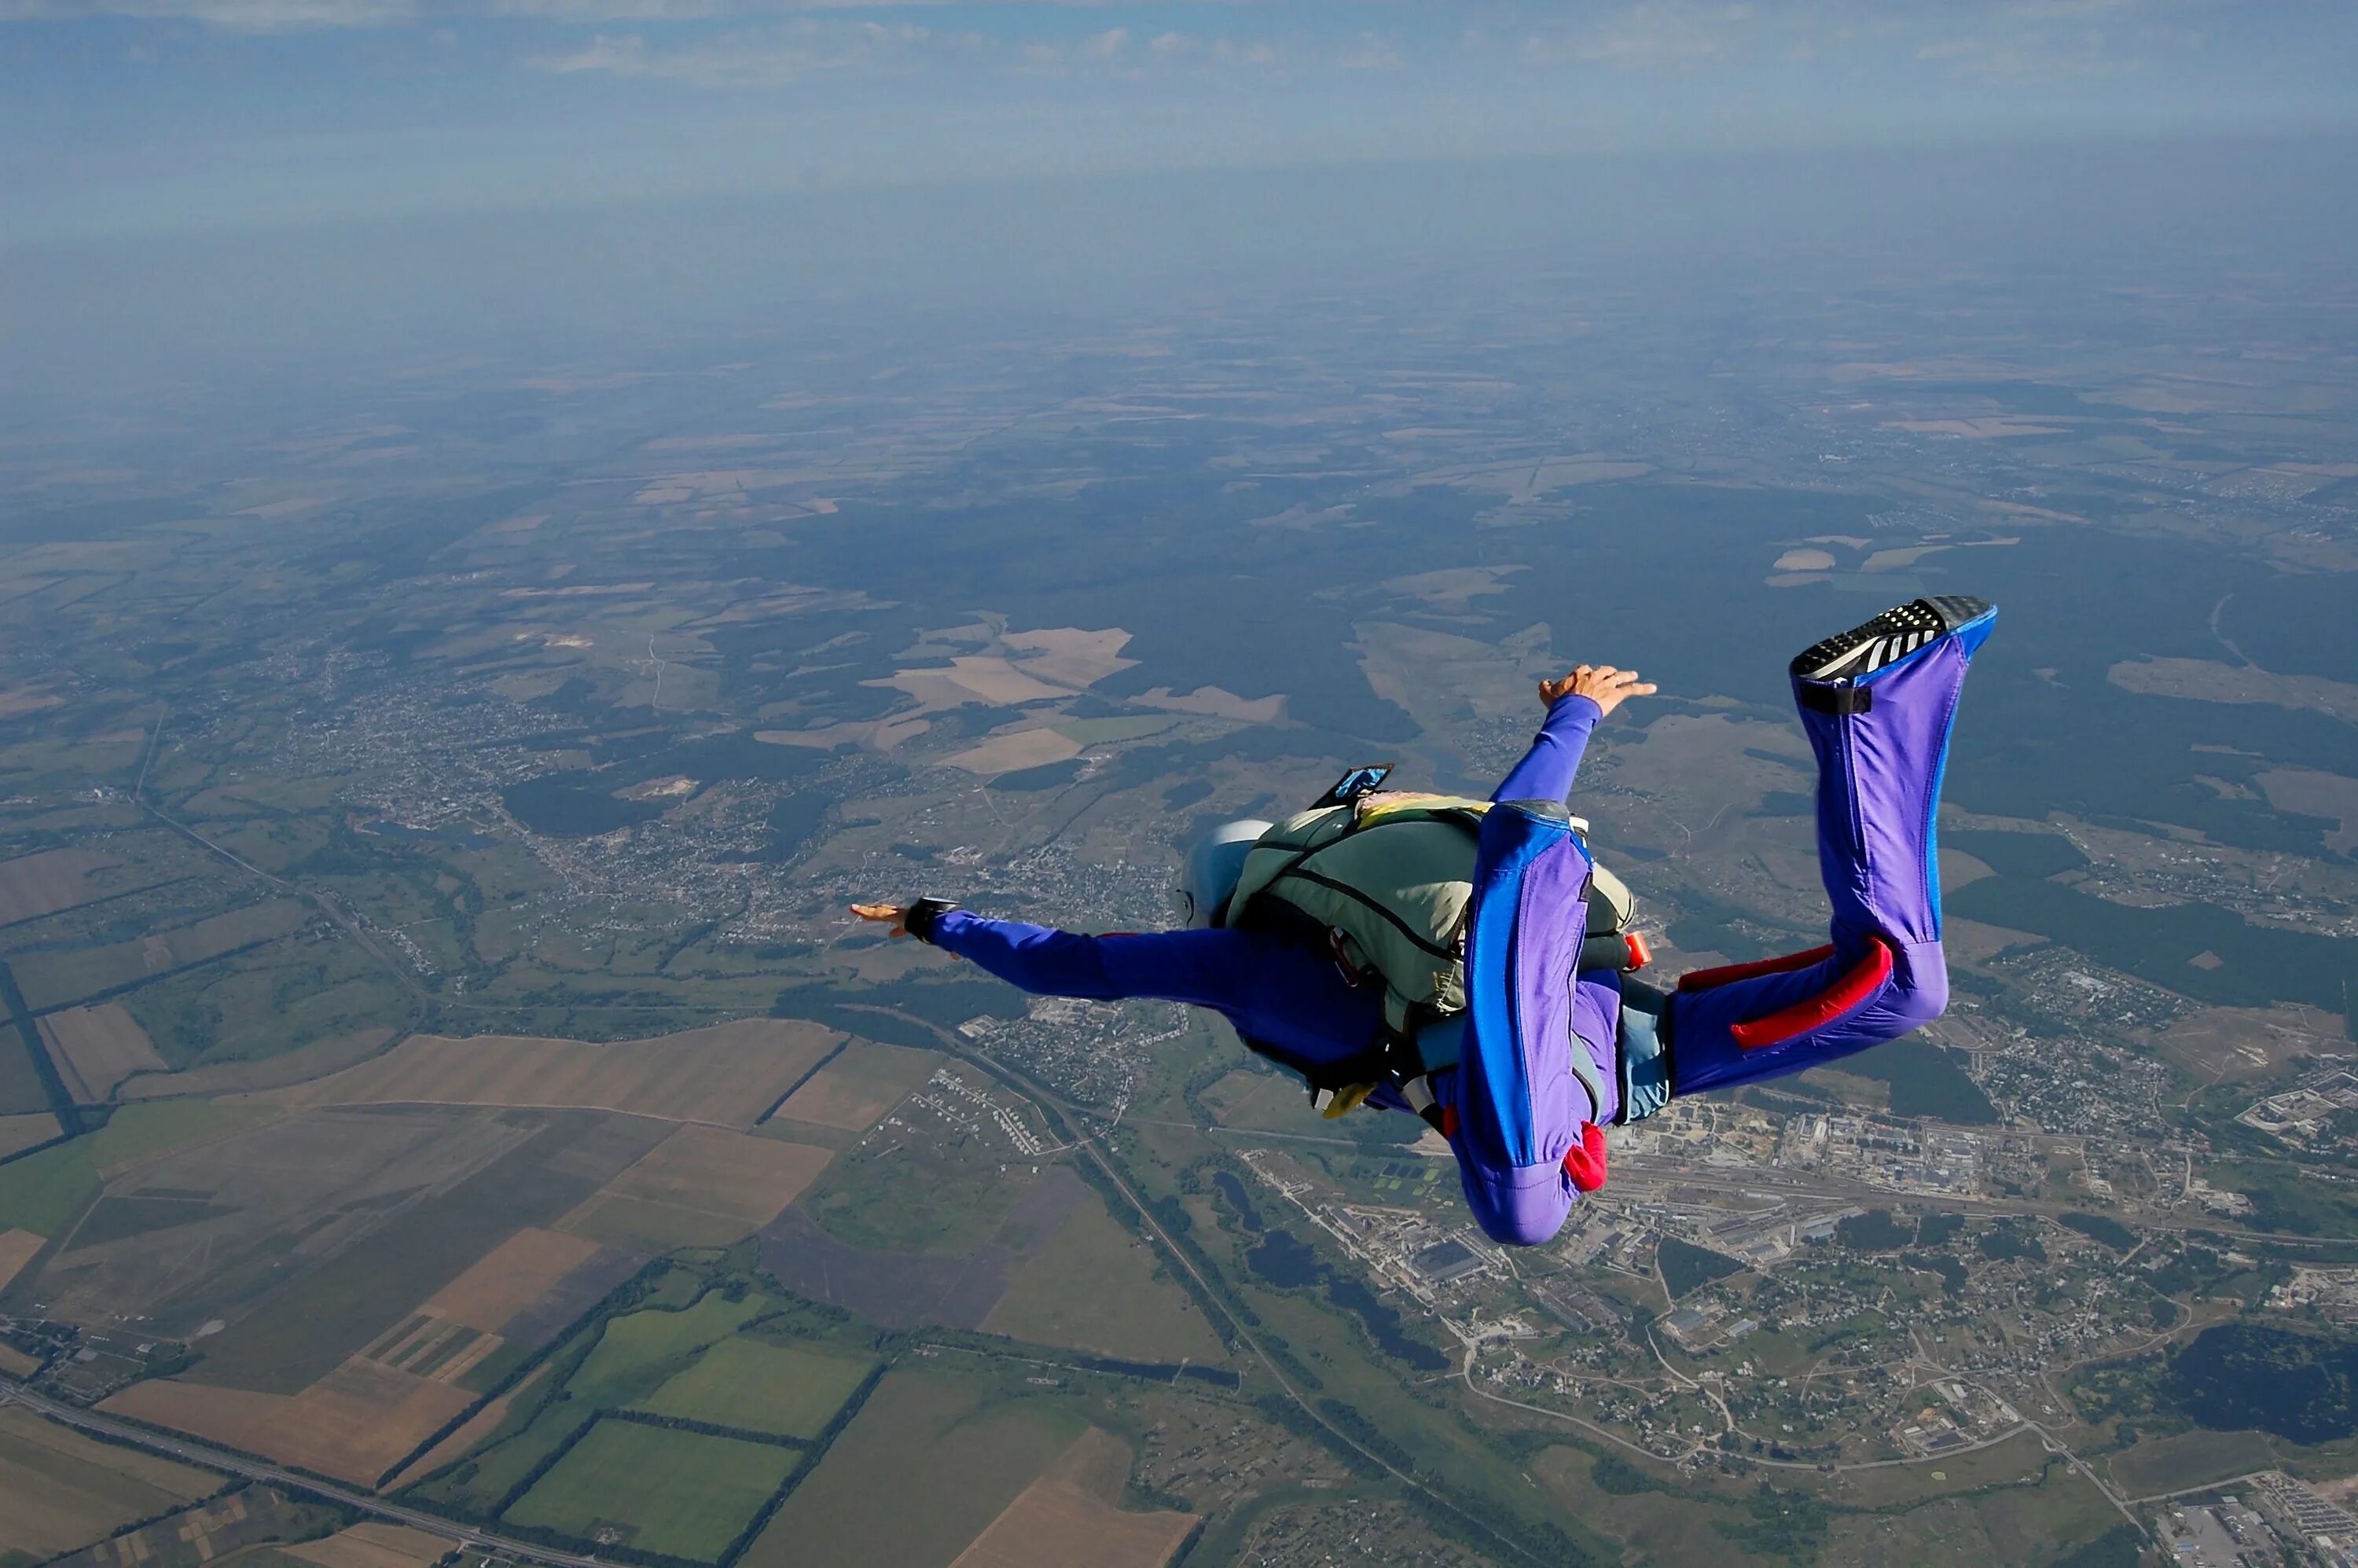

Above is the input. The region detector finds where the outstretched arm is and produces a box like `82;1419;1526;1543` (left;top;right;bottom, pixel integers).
1492;664;1655;804
850;903;1266;1011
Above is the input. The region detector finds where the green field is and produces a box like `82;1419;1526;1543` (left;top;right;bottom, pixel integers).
0;1100;271;1242
742;1372;1082;1568
631;1338;872;1440
572;1291;773;1404
505;1420;796;1562
413;1285;775;1514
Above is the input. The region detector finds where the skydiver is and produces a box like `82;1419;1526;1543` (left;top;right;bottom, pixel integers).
854;596;1996;1247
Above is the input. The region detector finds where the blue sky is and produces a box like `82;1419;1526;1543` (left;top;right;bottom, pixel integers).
6;1;2355;244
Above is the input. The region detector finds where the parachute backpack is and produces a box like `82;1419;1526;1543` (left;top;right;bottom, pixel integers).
1216;770;1643;1133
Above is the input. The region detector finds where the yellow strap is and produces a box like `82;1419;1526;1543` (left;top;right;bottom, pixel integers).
1319;1081;1377;1118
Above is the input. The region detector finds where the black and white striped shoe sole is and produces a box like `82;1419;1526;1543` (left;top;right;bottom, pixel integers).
1791;596;1991;682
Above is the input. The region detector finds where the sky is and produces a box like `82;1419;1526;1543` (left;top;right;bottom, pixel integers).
5;1;2356;244
2;0;2353;414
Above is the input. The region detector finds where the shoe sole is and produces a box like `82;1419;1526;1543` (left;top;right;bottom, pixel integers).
1791;595;1993;681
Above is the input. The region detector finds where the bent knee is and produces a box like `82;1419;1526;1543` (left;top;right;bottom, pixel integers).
1876;940;1948;1034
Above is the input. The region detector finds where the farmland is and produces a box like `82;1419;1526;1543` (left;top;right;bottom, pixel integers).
0;1405;220;1562
13;900;311;1012
279;1019;838;1126
560;1123;833;1254
0;849;127;927
770;1041;936;1132
743;1372;1082;1568
37;1004;166;1103
505;1421;798;1562
104;1357;478;1487
178;1111;668;1393
410;1282;776;1518
944;1427;1196;1568
0;1099;272;1244
980;1192;1227;1364
630;1337;874;1440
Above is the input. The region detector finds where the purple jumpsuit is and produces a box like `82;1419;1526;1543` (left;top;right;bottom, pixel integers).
924;614;1989;1246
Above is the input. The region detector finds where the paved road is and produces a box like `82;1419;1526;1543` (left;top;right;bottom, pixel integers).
0;1383;601;1568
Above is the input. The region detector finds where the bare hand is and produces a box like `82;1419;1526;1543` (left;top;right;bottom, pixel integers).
850;902;909;938
1539;665;1658;718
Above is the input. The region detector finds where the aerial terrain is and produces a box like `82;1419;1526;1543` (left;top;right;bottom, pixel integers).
3;152;2357;1568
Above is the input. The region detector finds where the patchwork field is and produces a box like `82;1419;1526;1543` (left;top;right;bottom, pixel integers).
505;1421;798;1562
631;1337;874;1439
0;1405;219;1561
38;1003;166;1103
104;1354;477;1486
22;1104;523;1328
980;1192;1227;1364
947;1427;1196;1568
0;1099;274;1247
562;1123;833;1253
412;1286;778;1518
0;848;120;927
744;1373;1082;1568
41;1485;343;1568
278;1019;837;1126
769;1041;936;1132
174;1112;670;1394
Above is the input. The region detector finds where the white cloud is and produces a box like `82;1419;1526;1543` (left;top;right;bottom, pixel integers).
531;18;980;86
1525;1;1745;70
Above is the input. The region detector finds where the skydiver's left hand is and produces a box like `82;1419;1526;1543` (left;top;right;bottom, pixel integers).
1539;665;1657;718
850;902;909;938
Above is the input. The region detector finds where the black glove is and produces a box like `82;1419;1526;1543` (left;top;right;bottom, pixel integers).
902;897;956;945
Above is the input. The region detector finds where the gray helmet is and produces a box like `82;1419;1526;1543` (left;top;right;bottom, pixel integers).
1173;818;1272;929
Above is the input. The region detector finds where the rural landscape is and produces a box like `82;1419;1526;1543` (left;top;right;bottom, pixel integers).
3;105;2358;1568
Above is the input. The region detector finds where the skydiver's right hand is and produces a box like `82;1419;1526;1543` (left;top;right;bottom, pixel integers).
1539;665;1657;718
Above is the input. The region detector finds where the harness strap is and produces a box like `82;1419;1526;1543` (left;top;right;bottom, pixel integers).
1796;682;1873;715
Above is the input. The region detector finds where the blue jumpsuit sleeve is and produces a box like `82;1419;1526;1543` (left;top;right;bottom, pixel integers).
928;911;1266;1012
1491;695;1602;805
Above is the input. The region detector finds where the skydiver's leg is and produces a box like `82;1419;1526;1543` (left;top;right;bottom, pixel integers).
1647;597;1995;1102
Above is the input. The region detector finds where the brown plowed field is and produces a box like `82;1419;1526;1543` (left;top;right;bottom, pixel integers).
771;1041;936;1131
949;1428;1196;1568
104;1354;474;1486
421;1225;608;1334
277;1019;837;1126
38;1004;166;1103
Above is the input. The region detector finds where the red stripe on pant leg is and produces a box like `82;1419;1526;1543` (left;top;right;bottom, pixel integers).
1676;944;1835;993
1728;938;1896;1049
